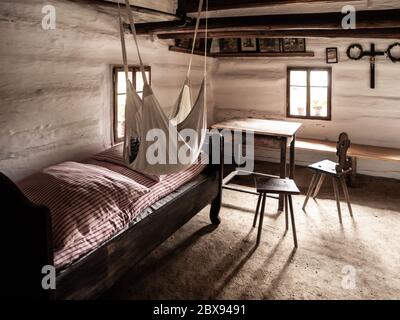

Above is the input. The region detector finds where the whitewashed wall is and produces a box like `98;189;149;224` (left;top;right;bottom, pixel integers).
1;0;398;181
213;38;400;179
0;0;215;181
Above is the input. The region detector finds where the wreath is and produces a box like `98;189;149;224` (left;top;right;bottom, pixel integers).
387;42;400;63
346;44;364;60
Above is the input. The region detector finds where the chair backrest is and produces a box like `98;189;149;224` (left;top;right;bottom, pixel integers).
335;132;351;172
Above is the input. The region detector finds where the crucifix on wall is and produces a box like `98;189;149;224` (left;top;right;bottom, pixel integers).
346;44;385;89
346;43;400;89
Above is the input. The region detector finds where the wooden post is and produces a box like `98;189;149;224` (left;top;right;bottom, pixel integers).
289;135;296;179
279;137;288;211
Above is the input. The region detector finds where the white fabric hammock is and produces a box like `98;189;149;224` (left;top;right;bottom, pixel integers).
118;0;208;176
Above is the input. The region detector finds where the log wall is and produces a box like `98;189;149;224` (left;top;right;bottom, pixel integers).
0;0;214;181
213;38;400;179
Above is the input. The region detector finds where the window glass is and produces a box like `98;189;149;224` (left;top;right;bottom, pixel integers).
310;87;328;117
290;70;307;86
310;70;328;87
114;67;151;142
117;71;133;94
290;86;307;116
287;68;331;120
117;94;126;139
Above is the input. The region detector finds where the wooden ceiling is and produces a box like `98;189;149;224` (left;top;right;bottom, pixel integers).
71;0;179;23
182;0;400;16
102;0;177;15
183;0;360;13
94;0;400;39
136;9;400;39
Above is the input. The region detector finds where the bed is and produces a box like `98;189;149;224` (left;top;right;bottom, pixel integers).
0;134;223;300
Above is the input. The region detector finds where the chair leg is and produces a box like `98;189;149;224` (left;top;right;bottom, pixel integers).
340;176;353;217
288;195;298;248
313;173;326;199
332;176;342;223
253;193;262;228
302;172;318;210
284;194;289;231
256;193;266;246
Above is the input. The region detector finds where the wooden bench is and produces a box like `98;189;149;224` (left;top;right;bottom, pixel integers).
296;138;400;175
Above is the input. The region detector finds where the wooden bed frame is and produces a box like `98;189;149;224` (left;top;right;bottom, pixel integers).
0;135;224;300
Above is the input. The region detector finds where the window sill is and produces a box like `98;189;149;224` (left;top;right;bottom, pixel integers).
287;115;331;121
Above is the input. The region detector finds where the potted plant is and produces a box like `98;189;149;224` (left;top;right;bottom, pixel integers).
312;99;323;116
297;106;305;115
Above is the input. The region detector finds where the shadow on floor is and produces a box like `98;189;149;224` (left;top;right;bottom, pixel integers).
206;229;258;299
225;162;400;212
102;224;219;299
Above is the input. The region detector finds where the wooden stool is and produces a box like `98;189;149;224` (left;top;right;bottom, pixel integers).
302;133;353;223
253;177;300;248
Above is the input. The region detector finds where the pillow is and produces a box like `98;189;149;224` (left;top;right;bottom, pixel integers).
19;162;150;250
92;143;164;182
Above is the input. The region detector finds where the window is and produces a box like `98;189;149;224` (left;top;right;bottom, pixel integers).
287;67;332;120
113;66;151;142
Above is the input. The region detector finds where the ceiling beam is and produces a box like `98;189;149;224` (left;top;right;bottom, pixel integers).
156;28;400;40
181;0;361;13
70;0;184;22
134;9;400;37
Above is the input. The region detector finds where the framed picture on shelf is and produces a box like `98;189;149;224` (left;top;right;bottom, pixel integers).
282;38;306;52
193;39;202;51
219;38;240;53
206;38;213;52
240;37;257;52
175;38;192;50
210;38;220;53
258;38;281;53
326;47;338;63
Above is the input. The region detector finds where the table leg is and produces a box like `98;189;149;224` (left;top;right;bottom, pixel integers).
257;193;267;246
253;193;262;228
279;137;288;211
289;135;296;179
332;176;343;224
340;175;353;217
288;195;298;248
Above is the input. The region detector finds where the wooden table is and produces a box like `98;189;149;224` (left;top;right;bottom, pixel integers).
211;118;302;210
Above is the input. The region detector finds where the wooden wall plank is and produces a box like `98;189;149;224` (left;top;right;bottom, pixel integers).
0;0;214;181
212;37;400;179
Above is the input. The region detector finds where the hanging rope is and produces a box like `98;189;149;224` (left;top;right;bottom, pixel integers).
186;0;204;79
204;0;208;116
121;0;148;85
117;2;131;87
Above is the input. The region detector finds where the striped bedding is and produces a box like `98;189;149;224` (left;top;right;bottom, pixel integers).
18;155;206;271
91;143;165;182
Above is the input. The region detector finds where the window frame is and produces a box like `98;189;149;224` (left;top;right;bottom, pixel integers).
112;65;151;143
286;67;332;121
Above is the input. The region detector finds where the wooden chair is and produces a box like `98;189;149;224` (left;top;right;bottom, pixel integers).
302;132;353;223
253;177;300;248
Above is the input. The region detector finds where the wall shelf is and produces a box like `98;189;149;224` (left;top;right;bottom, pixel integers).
215;51;315;58
169;46;216;58
169;46;315;58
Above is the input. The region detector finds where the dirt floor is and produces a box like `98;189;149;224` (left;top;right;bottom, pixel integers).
102;162;400;300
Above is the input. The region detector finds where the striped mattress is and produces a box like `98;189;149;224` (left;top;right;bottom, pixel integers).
18;156;207;271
